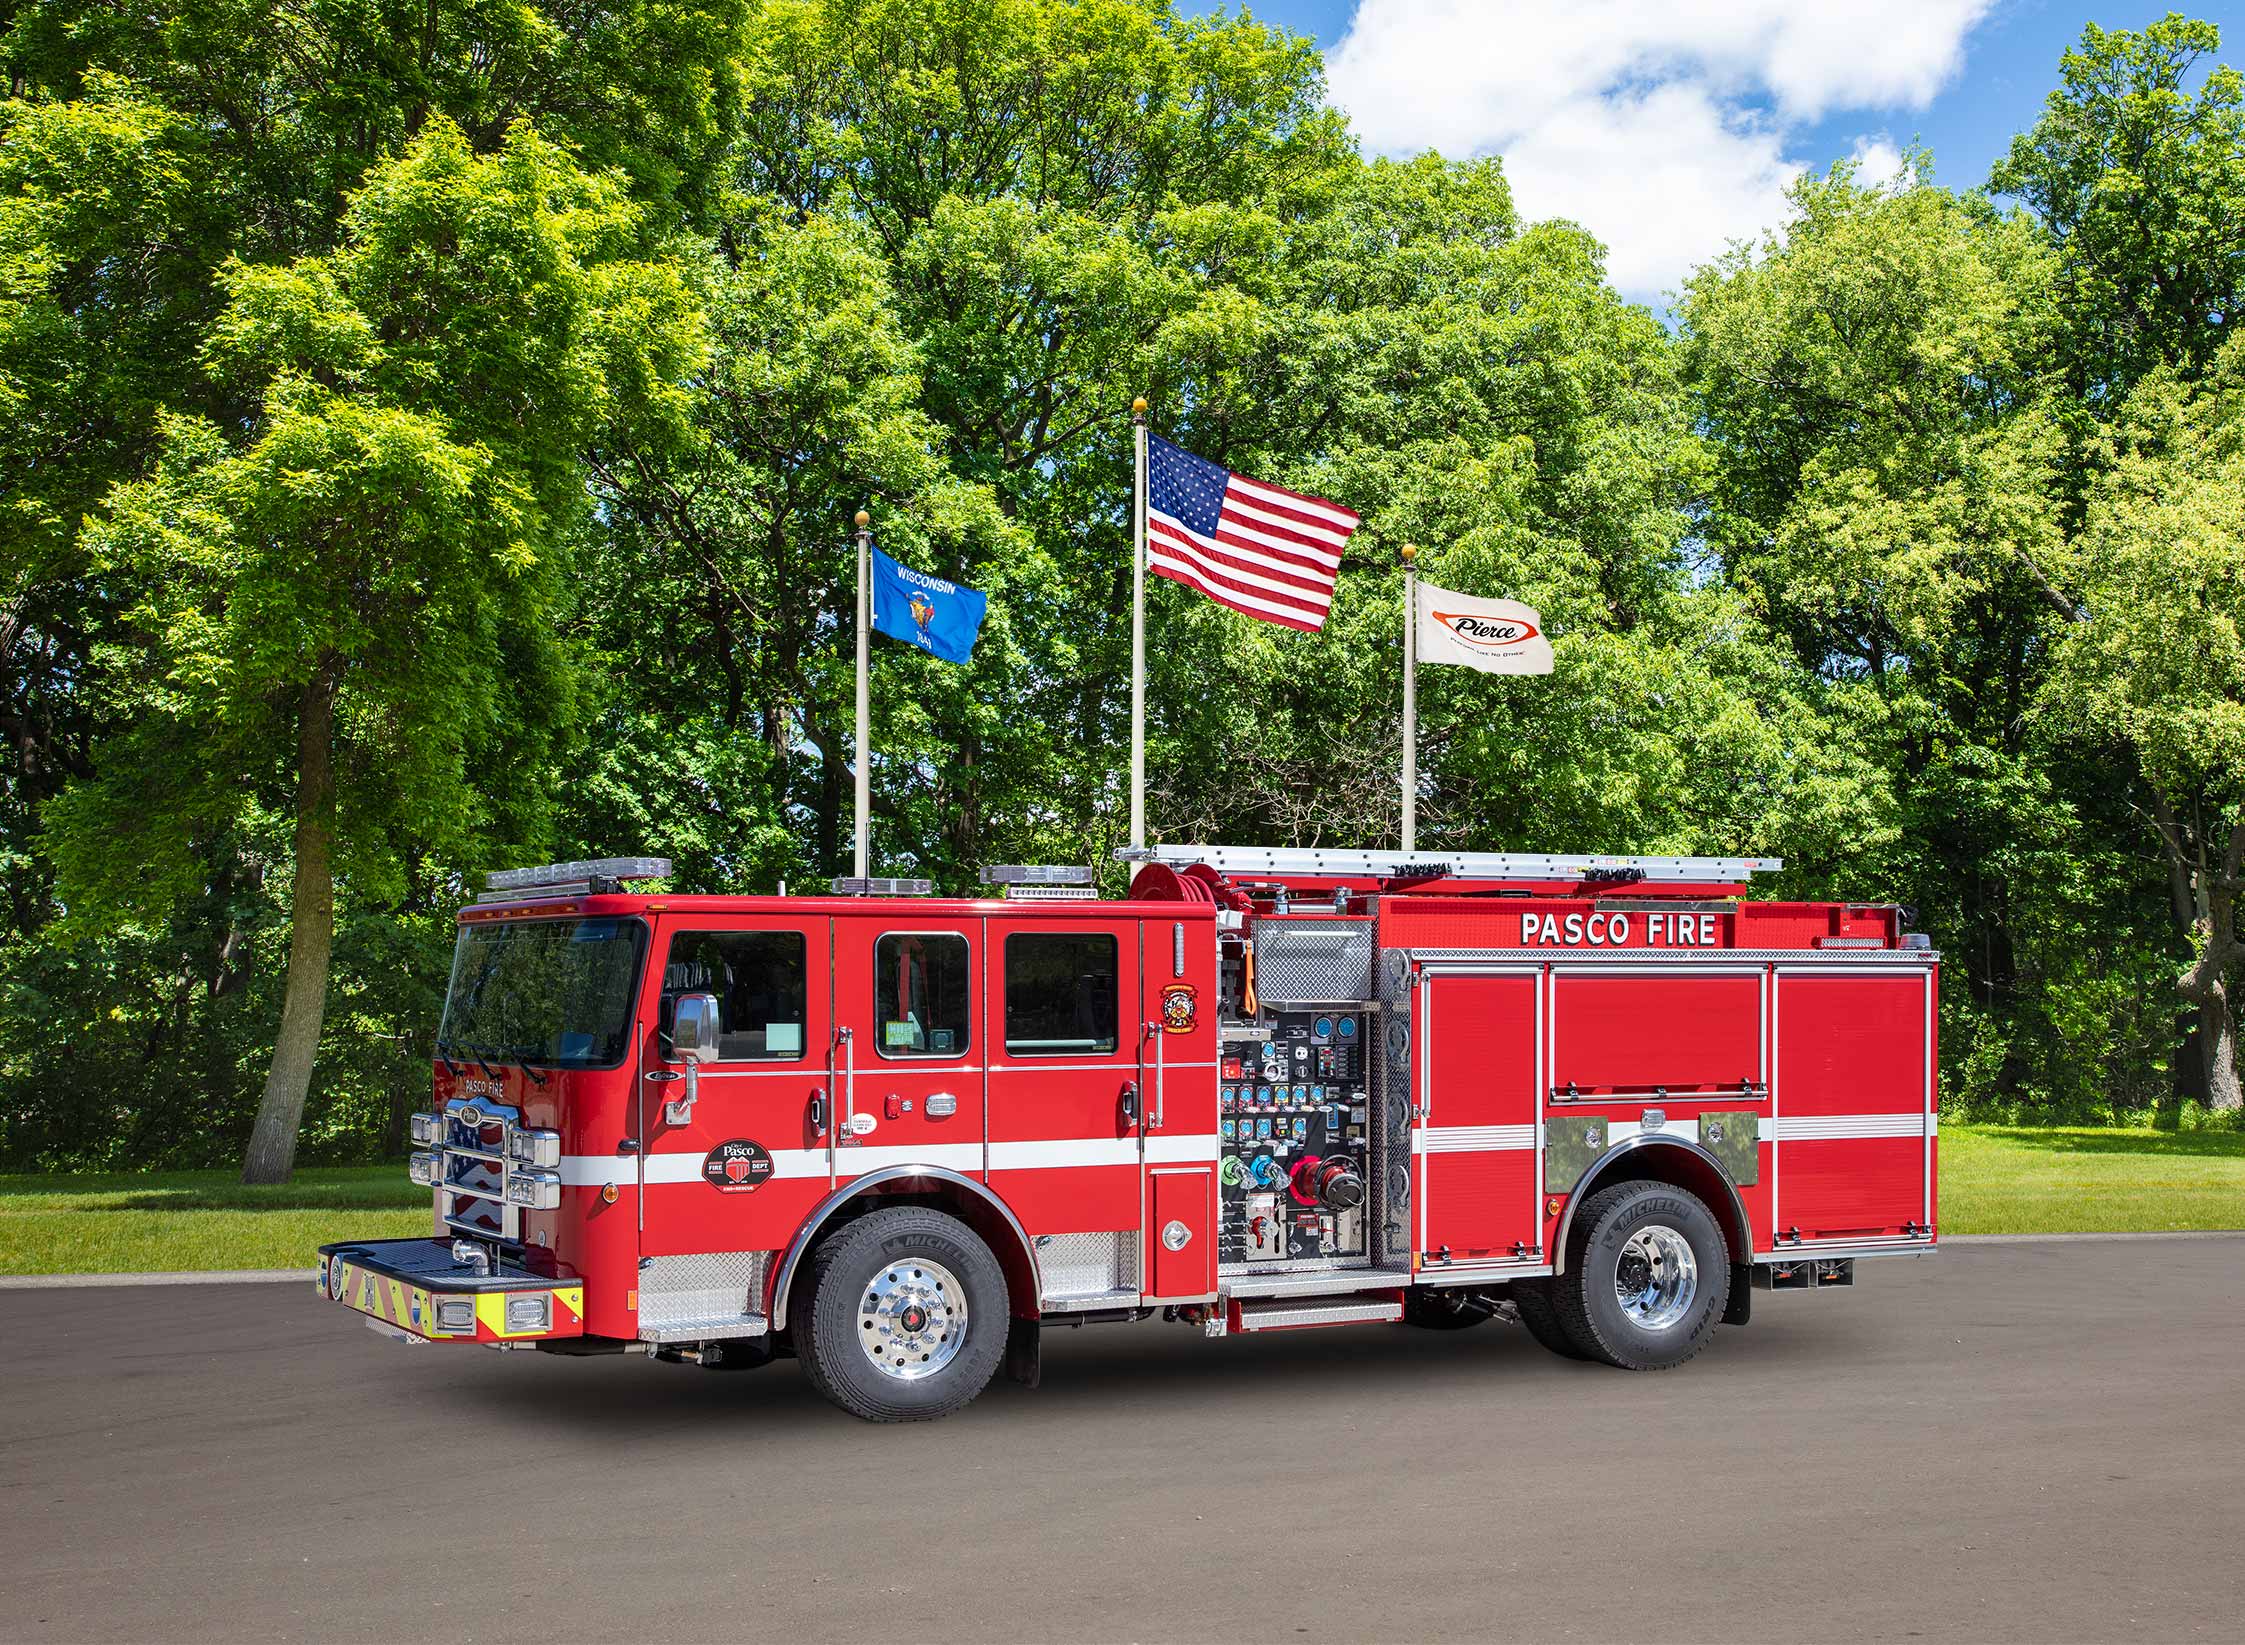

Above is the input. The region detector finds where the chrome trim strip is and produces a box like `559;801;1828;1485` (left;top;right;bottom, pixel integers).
1756;1239;1936;1262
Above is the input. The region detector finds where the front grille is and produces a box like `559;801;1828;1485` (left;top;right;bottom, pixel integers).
438;1100;521;1241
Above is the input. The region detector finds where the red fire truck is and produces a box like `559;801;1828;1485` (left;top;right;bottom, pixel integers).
318;846;1937;1421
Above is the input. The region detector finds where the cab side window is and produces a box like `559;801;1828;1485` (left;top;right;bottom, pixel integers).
1005;933;1119;1056
663;930;807;1061
876;933;971;1058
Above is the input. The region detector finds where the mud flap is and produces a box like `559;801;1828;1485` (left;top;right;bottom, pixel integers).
1006;1316;1041;1387
1724;1264;1753;1326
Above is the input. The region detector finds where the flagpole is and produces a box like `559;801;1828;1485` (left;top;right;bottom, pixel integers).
1129;395;1149;852
1401;542;1418;854
854;508;872;880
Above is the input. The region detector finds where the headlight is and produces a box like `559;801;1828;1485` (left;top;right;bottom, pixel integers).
407;1151;439;1187
434;1297;475;1333
407;1112;440;1146
504;1293;552;1334
505;1169;561;1210
506;1128;561;1169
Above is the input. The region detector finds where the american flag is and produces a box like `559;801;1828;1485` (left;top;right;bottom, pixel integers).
1146;434;1360;631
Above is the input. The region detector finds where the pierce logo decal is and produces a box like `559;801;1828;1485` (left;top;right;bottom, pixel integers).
1432;611;1541;649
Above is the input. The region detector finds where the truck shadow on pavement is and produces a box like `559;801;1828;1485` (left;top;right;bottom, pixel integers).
426;1316;1723;1434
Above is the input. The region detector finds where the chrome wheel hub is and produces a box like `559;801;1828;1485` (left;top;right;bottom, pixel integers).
857;1257;966;1381
1614;1223;1697;1331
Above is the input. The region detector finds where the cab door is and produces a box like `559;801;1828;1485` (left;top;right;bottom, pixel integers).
830;915;986;1187
636;915;832;1331
986;914;1142;1306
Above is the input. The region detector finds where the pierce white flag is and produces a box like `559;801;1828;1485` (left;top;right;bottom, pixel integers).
1414;582;1554;674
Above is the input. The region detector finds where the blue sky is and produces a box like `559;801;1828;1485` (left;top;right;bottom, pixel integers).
1179;2;2240;306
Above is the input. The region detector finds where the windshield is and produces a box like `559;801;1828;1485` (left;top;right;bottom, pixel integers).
437;917;647;1070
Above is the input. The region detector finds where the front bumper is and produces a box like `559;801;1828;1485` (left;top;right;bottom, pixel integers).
317;1238;585;1344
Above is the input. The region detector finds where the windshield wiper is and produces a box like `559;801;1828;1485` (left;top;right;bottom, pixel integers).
432;1038;464;1077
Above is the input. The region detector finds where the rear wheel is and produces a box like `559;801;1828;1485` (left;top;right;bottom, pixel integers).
795;1206;1008;1422
1552;1180;1729;1371
1508;1277;1594;1360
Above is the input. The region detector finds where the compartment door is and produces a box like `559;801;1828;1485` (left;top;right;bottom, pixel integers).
1413;968;1543;1267
1774;968;1935;1245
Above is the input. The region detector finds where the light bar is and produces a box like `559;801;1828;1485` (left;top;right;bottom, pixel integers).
979;864;1095;885
1118;844;1782;885
829;877;933;896
486;857;670;891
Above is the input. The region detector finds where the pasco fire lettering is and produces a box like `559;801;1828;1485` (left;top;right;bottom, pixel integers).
1518;911;1722;947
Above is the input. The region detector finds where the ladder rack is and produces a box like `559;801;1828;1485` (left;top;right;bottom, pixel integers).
1116;844;1782;885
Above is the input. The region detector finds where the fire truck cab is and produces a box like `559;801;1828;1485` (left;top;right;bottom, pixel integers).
318;847;1938;1422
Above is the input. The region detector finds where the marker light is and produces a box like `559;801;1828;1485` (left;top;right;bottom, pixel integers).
435;1298;475;1333
408;1151;440;1187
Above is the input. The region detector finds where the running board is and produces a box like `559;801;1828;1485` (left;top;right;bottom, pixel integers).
1232;1296;1404;1333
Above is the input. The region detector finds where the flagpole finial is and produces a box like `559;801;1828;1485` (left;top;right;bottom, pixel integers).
1400;541;1418;564
1131;396;1148;419
854;509;870;530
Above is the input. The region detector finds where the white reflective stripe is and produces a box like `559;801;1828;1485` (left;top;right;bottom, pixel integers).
1144;1132;1219;1163
1414;1124;1537;1154
1763;1113;1933;1141
990;1137;1138;1170
835;1142;985;1176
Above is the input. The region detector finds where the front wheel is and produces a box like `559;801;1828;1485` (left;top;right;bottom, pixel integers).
795;1206;1009;1422
1551;1180;1729;1371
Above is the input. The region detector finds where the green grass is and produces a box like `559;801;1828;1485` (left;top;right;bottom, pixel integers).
0;1127;2239;1274
0;1166;430;1274
1939;1123;2245;1235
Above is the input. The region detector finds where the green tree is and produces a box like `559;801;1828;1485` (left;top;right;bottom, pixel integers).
2050;336;2245;1110
1681;162;2177;1116
1992;14;2245;401
48;120;701;1180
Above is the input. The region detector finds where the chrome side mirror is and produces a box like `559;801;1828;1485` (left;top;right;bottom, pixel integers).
665;992;721;1124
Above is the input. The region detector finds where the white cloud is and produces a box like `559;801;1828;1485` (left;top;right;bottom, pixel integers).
1848;135;1909;191
1326;0;1994;301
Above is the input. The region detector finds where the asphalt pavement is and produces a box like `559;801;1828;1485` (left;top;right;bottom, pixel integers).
2;1237;2240;1643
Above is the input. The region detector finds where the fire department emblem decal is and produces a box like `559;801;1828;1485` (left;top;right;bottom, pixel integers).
1160;982;1199;1034
701;1139;775;1193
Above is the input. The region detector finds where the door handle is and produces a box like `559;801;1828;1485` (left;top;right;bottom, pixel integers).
1120;1081;1139;1129
808;1090;827;1136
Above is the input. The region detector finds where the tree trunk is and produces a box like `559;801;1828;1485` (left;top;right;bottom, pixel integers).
2198;987;2243;1112
242;660;341;1184
2167;811;2245;1115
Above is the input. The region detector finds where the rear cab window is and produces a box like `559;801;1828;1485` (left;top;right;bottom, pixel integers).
876;933;972;1058
1004;932;1119;1056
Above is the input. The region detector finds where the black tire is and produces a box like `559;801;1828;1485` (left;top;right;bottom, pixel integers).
1403;1289;1496;1330
1509;1277;1595;1360
794;1206;1008;1422
1552;1179;1730;1371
